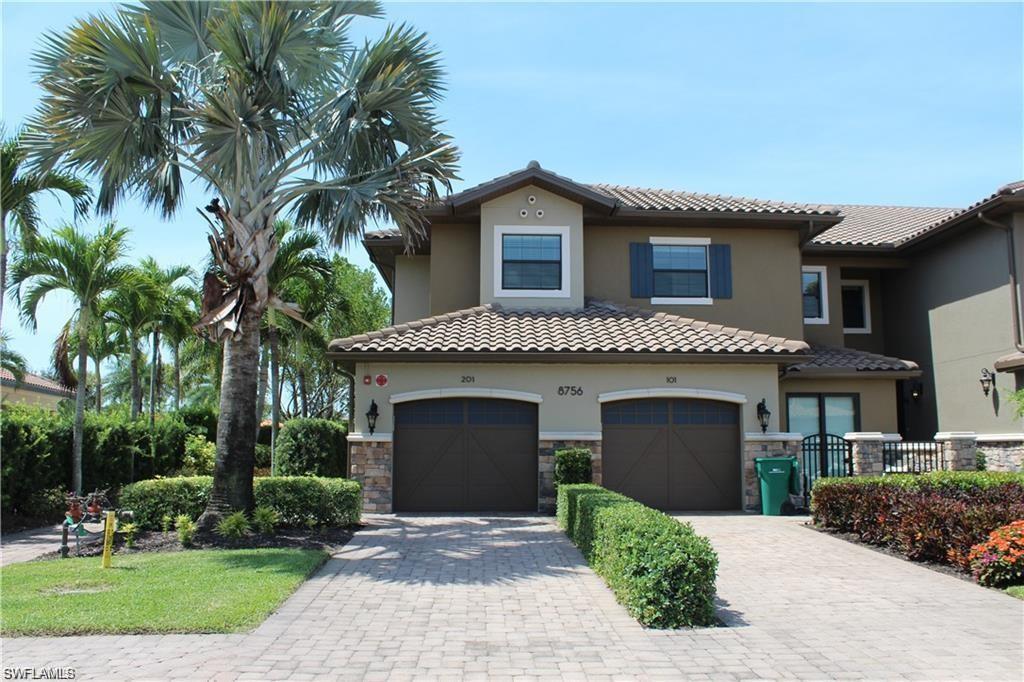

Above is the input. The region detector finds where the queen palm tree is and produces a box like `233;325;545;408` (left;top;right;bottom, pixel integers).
139;258;193;426
8;223;133;492
1;127;93;331
26;1;458;526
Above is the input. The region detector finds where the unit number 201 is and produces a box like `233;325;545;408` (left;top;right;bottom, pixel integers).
558;385;583;397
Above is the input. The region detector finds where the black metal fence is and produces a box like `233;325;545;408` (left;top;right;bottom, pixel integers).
882;441;943;474
800;433;853;498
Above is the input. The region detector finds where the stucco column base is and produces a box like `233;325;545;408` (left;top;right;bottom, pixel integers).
845;432;889;477
538;439;602;513
349;440;393;513
743;433;802;513
936;432;978;471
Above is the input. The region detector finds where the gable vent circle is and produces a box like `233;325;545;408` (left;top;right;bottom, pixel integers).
527;195;537;204
535;209;545;218
519;209;529;218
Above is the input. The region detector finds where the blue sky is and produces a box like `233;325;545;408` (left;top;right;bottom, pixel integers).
2;1;1022;372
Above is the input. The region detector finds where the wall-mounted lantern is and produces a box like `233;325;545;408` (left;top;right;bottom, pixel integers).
756;399;771;434
365;400;379;435
979;368;995;397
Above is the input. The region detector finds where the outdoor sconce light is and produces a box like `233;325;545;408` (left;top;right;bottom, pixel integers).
910;381;924;401
756;399;771;434
365;400;379;435
979;368;995;397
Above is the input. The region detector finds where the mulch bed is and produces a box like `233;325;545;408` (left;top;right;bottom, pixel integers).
34;525;360;561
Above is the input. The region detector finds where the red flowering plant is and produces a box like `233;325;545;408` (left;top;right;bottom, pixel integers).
968;520;1024;587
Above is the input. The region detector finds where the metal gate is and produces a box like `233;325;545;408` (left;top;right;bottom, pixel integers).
800;433;853;498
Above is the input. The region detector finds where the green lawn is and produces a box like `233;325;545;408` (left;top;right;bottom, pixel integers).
1;548;327;636
1006;585;1024;600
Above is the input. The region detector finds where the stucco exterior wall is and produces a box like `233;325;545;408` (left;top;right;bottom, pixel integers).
393;255;431;324
350;361;781;436
800;260;844;347
882;215;1023;438
428;223;480;315
584;225;804;340
777;376;899;433
840;267;886;355
0;386;66;410
479;186;585;309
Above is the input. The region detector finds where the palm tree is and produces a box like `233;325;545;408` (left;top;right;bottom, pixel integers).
8;223;132;492
162;289;200;411
26;1;459;526
104;272;161;420
0;332;28;384
139;258;193;426
0;127;92;331
68;315;122;410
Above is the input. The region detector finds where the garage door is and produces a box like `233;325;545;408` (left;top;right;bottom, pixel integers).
393;398;538;512
601;398;741;510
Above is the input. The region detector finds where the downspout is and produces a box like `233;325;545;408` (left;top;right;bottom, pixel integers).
977;211;1024;353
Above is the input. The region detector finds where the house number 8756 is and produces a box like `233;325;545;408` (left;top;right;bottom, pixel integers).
558;386;583;397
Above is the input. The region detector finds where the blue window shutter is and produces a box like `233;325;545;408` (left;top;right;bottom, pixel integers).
629;243;653;298
709;244;733;299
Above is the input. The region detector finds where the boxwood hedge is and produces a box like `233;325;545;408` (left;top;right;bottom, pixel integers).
557;484;718;628
120;476;361;530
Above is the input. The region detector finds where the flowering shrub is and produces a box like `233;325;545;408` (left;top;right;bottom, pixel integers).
969;521;1024;587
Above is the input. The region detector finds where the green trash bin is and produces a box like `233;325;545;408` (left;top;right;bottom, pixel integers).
754;456;798;515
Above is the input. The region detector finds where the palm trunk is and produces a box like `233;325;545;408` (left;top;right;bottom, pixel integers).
269;327;281;475
94;356;102;411
72;308;88;494
129;339;141;420
298;368;309;418
197;307;260;531
255;340;268;440
173;343;181;411
0;213;7;332
149;329;159;429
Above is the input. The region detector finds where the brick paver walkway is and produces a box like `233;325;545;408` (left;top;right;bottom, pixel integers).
1;524;104;566
2;514;1021;680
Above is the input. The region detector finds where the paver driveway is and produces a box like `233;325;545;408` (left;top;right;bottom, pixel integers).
3;514;1022;680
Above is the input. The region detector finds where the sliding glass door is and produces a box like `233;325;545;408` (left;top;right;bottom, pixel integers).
787;393;860;482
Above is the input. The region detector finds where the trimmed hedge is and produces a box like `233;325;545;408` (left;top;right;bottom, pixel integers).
553;448;592;487
811;472;1024;569
557;484;718;628
119;476;361;530
275;418;347;477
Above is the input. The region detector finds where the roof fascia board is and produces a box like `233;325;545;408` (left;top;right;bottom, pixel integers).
326;350;810;364
447;168;618;214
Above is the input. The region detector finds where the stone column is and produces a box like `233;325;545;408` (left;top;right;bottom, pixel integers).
348;438;393;513
742;432;802;512
935;432;978;471
976;434;1024;471
844;432;888;477
538;438;602;513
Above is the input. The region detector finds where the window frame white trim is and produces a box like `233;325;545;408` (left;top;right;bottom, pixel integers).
648;236;712;304
597;387;747;405
493;225;571;299
840;278;872;334
801;265;830;325
389;388;544;404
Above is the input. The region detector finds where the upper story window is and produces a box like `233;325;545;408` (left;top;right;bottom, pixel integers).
494;225;571;298
841;279;871;334
802;265;829;324
653;245;708;298
502;234;561;290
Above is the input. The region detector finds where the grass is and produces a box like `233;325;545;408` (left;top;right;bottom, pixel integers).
0;548;327;636
1006;585;1024;600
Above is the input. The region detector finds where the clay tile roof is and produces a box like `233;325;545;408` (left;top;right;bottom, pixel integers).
588;184;839;217
328;300;809;357
786;345;920;374
0;368;74;397
811;204;959;247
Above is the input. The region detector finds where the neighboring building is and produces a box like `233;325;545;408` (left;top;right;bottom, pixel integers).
0;368;73;410
330;163;1024;513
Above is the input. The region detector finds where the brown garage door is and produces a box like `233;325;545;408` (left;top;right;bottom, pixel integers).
393;398;538;512
602;398;741;510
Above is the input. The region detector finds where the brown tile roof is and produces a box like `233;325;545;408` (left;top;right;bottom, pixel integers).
811;204;959;247
329;300;809;358
588;184;839;216
785;345;919;375
0;368;74;397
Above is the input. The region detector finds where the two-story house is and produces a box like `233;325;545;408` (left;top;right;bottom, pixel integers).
329;163;1024;513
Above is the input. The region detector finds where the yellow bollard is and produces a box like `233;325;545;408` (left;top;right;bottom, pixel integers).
101;511;116;568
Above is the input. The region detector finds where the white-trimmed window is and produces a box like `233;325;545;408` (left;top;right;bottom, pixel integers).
802;265;829;324
841;279;871;334
650;237;712;305
494;225;570;298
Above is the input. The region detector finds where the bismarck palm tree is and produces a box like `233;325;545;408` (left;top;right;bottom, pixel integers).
0;127;92;331
8;223;133;492
26;1;459;527
139;257;193;426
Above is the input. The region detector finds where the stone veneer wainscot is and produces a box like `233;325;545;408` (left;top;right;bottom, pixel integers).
348;437;393;513
742;433;802;512
538;438;602;513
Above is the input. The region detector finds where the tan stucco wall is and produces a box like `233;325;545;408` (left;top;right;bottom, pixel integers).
883;214;1023;437
480;186;584;309
840;267;886;355
0;386;66;410
393;255;431;324
428;223;480;315
800;259;889;352
351;361;781;435
584;225;804;339
777;377;899;434
800;260;844;347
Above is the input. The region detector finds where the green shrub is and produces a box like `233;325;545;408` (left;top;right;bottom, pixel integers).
215;511;251;539
811;472;1024;569
554;448;592;488
254;443;272;469
252;507;278;535
120;522;139;548
175;405;218;442
120;476;361;530
180;434;216;476
160;514;173;535
23;487;68;522
1;406;66;516
275;419;347;477
175;514;196;546
556;484;718;628
149;415;191;475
